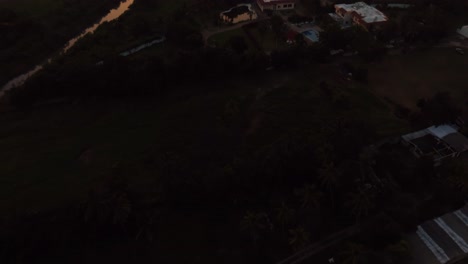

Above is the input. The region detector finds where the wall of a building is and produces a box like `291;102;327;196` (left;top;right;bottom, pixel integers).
221;12;257;24
257;1;295;11
275;3;295;10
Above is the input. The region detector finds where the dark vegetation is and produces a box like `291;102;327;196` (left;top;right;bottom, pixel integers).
0;0;468;263
0;0;124;87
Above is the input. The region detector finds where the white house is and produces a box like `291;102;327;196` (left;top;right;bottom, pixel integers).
220;4;258;24
333;2;388;30
257;0;296;12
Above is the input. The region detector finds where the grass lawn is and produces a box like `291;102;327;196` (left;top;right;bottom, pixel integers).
132;0;189;18
0;0;63;17
0;84;253;214
368;48;468;111
0;0;123;87
208;27;257;53
249;21;288;52
0;62;407;215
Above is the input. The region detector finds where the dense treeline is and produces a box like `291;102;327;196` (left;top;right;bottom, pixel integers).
0;0;123;87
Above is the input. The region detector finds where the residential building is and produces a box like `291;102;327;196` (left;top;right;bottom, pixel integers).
257;0;296;12
401;124;468;163
333;2;388;30
220;4;258;24
458;25;468;39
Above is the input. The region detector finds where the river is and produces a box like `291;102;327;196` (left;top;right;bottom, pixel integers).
0;0;135;98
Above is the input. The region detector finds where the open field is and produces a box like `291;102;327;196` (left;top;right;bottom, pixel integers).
0;0;63;17
0;62;407;215
0;0;122;87
369;48;468;110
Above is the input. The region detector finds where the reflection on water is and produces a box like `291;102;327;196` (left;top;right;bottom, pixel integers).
0;0;134;98
63;0;134;52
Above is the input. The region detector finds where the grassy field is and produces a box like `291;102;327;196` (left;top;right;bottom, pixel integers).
0;0;123;87
0;62;407;215
0;56;409;263
0;0;63;17
207;27;257;52
368;48;468;111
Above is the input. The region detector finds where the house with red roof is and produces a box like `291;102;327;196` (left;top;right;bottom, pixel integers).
257;0;296;12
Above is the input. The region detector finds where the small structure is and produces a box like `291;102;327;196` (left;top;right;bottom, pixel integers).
332;2;388;30
402;124;468;163
458;26;468;39
257;0;296;12
220;4;258;24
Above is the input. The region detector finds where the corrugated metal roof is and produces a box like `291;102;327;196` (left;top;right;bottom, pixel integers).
427;125;458;139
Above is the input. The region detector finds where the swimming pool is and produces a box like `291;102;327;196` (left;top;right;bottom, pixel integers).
302;30;319;43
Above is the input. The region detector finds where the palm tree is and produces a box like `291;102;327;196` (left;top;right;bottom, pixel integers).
340;242;367;264
240;211;272;246
385;239;411;262
318;162;341;208
294;184;323;209
275;201;296;232
288;226;310;252
345;190;374;222
318;162;340;191
83;191;131;226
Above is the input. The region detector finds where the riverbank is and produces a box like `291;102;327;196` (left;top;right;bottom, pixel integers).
0;0;124;87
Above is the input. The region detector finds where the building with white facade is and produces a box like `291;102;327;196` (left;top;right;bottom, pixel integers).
333;2;388;29
257;0;296;12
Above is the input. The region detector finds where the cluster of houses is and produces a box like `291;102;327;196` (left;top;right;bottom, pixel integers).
221;1;388;29
220;1;466;53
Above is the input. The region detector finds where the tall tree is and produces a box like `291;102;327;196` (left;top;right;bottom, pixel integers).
240;211;273;246
276;201;296;232
288;226;310;252
318;162;340;191
345;190;374;222
340;242;368;264
294;184;323;209
419;92;461;125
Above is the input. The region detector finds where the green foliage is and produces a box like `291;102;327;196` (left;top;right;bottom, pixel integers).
288;226;310;251
229;35;248;54
340;242;368;264
0;0;122;87
294;185;323;209
418;92;461;126
275;202;296;231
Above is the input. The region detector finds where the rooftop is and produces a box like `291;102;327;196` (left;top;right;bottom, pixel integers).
442;133;468;152
458;25;468;38
221;5;251;19
258;0;295;4
335;2;388;23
